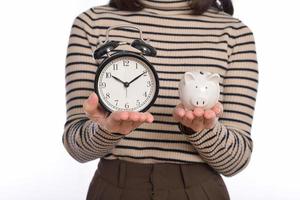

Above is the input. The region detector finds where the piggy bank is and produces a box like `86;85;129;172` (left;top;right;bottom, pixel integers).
178;71;221;110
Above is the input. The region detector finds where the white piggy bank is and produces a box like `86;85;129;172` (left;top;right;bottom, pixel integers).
178;71;221;110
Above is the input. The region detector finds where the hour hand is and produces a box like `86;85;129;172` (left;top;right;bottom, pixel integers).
112;75;125;85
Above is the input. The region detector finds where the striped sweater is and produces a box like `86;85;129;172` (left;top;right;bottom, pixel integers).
62;0;259;177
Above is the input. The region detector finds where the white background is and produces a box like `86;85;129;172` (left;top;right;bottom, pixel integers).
0;0;299;199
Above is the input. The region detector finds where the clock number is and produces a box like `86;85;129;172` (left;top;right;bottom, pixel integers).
99;82;106;88
135;63;138;69
146;81;151;87
144;91;147;97
125;103;129;109
114;99;119;106
105;92;110;99
106;72;112;78
136;100;141;106
113;63;118;70
123;60;129;66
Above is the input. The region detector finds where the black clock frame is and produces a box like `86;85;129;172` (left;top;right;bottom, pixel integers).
94;50;160;114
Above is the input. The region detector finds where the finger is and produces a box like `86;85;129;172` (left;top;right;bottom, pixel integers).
138;112;147;123
83;92;100;116
144;112;154;123
193;107;204;118
106;111;129;131
130;112;152;130
173;103;186;122
185;110;195;121
204;109;216;120
175;103;186;118
173;108;183;122
111;111;129;122
182;111;193;127
212;102;223;117
173;111;182;123
128;111;140;123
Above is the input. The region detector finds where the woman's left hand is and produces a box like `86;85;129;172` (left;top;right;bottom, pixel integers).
172;102;223;132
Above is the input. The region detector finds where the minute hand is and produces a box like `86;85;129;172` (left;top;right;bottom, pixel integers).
128;71;147;86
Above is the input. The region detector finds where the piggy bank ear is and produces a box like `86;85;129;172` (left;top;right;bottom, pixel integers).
184;72;196;83
208;73;221;83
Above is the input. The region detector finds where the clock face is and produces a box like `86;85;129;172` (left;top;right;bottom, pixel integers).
95;53;159;112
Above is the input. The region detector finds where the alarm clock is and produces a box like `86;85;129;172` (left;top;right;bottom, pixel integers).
92;24;159;114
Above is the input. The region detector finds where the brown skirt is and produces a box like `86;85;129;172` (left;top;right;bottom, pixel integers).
86;158;230;200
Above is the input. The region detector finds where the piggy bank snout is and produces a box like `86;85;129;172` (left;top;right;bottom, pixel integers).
190;96;208;107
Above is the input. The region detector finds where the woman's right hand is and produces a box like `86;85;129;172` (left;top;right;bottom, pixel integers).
83;92;154;135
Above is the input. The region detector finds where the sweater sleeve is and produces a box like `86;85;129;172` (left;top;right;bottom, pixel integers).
178;23;259;177
62;13;126;163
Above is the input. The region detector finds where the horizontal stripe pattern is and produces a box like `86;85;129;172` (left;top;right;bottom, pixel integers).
62;1;258;177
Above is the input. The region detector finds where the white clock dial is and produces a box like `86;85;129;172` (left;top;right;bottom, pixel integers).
96;56;157;112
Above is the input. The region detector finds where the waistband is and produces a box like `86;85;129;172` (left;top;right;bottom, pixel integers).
96;158;220;190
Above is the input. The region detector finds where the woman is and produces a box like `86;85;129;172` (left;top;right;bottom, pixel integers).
62;0;259;199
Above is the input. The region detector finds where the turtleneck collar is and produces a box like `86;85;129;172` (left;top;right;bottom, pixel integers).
139;0;194;15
